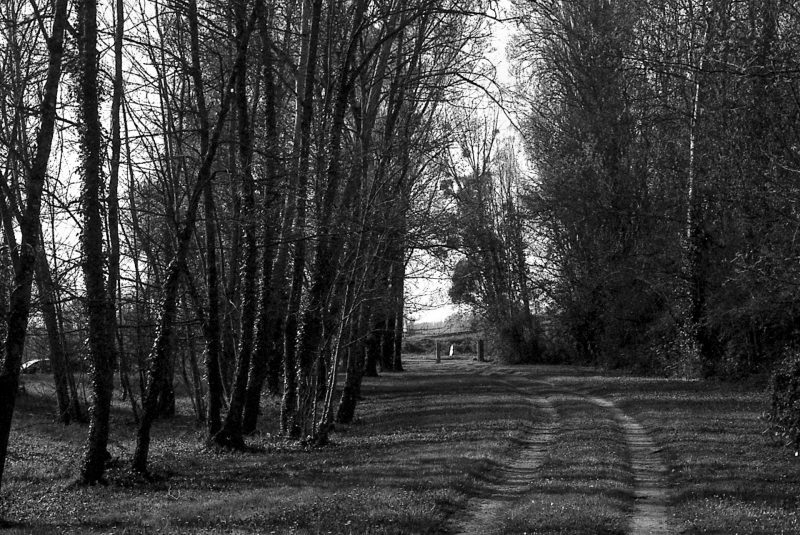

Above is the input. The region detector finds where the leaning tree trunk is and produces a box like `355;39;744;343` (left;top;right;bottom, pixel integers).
34;241;81;424
312;189;375;442
336;264;383;424
3;167;82;426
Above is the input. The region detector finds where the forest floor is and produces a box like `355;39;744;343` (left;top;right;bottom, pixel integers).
1;355;799;534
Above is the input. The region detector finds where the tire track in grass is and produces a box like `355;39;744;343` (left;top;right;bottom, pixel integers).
452;377;558;535
587;395;670;535
498;365;672;534
447;361;671;534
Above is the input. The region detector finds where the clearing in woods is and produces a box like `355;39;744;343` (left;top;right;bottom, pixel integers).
1;355;799;534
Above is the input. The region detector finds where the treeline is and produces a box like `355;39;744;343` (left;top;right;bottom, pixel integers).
444;117;542;364
505;0;800;380
0;0;489;490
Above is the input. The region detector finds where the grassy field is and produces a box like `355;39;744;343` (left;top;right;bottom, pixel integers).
1;356;799;534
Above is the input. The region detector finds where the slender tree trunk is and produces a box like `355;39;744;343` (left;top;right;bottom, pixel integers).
116;320;140;423
107;0;125;367
683;0;723;374
312;187;374;441
204;179;224;435
243;3;284;434
0;243;8;357
182;0;227;438
380;313;394;371
220;118;242;397
389;248;405;372
132;258;184;473
336;302;366;424
188;324;206;423
312;280;353;444
337;259;383;423
122;99;148;418
363;329;380;377
281;0;324;437
3;162;81;425
33;241;79;423
216;0;265;449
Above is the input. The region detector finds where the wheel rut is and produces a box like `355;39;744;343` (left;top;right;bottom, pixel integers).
587;395;671;535
445;362;671;534
451;379;558;535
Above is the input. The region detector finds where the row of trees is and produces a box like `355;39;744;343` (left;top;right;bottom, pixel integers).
0;0;491;491
510;0;800;376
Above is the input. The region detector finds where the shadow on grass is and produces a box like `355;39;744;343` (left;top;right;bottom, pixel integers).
9;360;798;534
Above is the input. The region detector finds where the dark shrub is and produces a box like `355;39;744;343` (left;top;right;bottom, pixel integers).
402;337;434;354
767;351;800;450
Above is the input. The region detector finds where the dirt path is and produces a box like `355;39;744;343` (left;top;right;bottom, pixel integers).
448;362;671;535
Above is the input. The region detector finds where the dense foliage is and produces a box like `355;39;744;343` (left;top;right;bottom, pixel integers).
510;0;800;379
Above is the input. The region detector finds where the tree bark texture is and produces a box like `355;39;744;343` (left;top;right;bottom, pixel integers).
76;0;116;485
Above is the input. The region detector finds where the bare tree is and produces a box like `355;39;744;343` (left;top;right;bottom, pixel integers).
0;0;70;492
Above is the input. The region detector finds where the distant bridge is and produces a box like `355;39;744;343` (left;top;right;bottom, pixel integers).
406;327;480;339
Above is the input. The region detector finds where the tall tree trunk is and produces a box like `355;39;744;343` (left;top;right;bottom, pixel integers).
216;0;264;449
683;0;724;375
77;0;115;485
281;0;324;437
122;99;147;420
107;0;125;370
243;2;284;435
389;243;405;372
96;0;126;428
203;178;224;436
0;242;8;357
182;0;227;438
220;115;242;397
